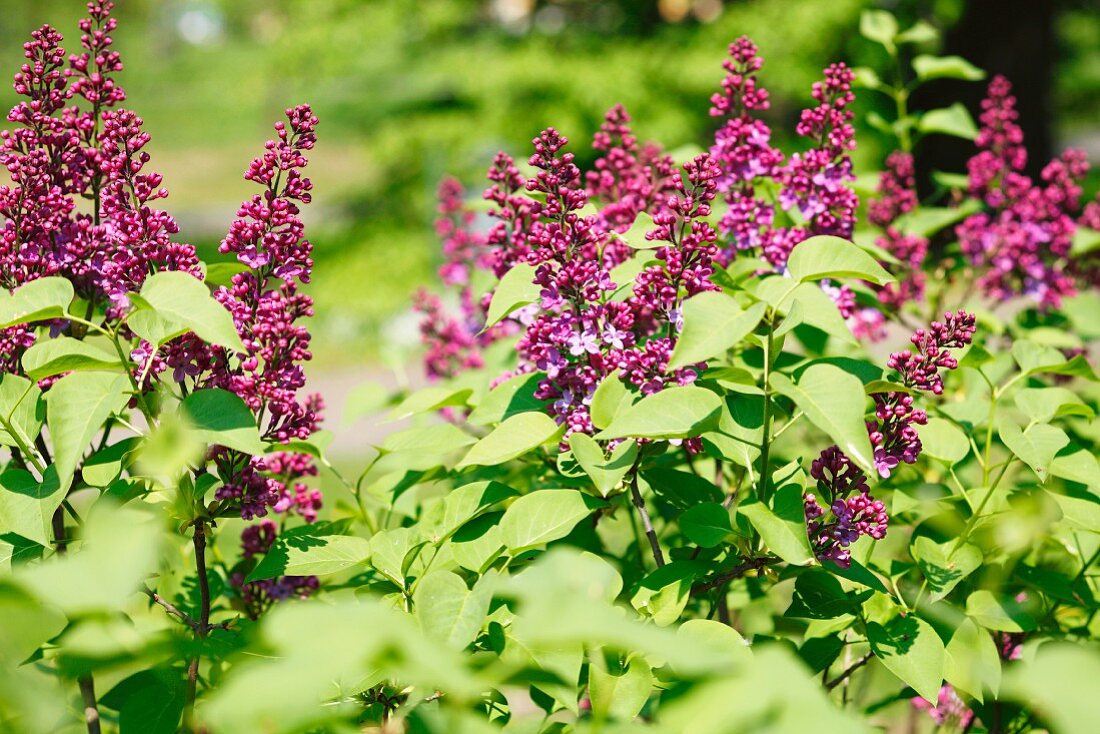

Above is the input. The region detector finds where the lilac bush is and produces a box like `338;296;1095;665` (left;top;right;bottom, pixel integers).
0;6;1097;734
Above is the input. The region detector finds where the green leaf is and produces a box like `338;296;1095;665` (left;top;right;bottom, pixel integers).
18;499;162;615
456;412;563;468
588;652;652;722
1008;339;1099;381
484;262;539;329
860;10;898;47
568;433;637;497
45;372;130;489
203;261;250;287
867;615;945;702
932;170;971;190
435;480;517;540
1054;492;1100;533
1051;446;1100;489
771;365;876;476
181;388;265;455
467;373;544;426
1015;387;1093;423
1003;642;1100;734
610;212;659;250
0;277;73;328
82;438;141;488
676;619;751;665
382;423;475;457
965;590;1036;632
0;584;67;666
0;467;64;547
897;20;940;44
131;271;245;352
247;524;371;582
1072;227;1100;256
786;236;894;286
0;374;45;449
414;570;495;650
368;527;424;586
999;421;1069;482
894;200;981;238
912;55;985;81
387;386;472;421
500;489;605;553
786;570;858;619
118;675;184;734
680;502;733;548
595;386;721;440
21;337;122;381
589;373;632;430
451;513;505;574
917;418;970;465
667;294;766;369
631;561;706;626
944;618;1000;702
918;103;979;140
740;481;814;565
754;278;856;345
911;537;983;602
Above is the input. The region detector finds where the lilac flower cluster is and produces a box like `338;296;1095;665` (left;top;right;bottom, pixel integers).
708;39;859;271
1;5;325;610
197;106;325;522
0;2;200;361
230;519;319;619
871;309;976;476
957;76;1095;308
514;127;718;440
412;177;526;380
865;151;928;328
803;447;888;568
205;108;326;607
804;311;975;566
585;104;678;258
911;685;975;729
412;108;707;443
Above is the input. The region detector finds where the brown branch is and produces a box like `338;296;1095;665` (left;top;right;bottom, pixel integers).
184;521;212;733
629;472;665;568
692;556;779;594
144;587;202;633
825;651;874;690
78;676;101;734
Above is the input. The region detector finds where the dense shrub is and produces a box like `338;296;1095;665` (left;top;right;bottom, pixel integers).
0;4;1098;734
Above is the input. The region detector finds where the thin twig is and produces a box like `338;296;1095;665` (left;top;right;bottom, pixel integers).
184;521;213;733
825;651;874;690
51;486;101;734
692;556;779;594
144;586;203;633
78;676;101;734
629;472;665;568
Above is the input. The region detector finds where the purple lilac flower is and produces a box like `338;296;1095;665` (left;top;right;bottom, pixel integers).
911;685;975;729
803;446;888;568
957;76;1088;308
778;63;859;245
805;312;976;564
586;104;678;265
231;519;318;619
0;2;199;344
866;151;928;321
504;130;717;448
708;37;787;264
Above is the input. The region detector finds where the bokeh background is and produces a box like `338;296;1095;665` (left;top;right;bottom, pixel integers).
3;0;1099;375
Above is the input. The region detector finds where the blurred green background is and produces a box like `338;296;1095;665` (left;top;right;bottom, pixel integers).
3;0;1099;369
